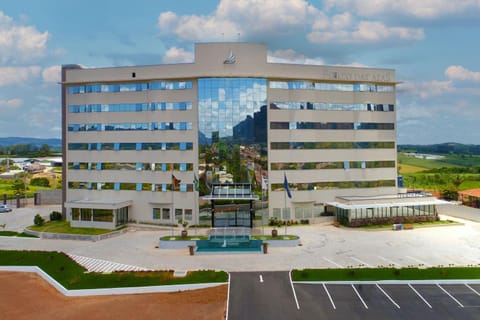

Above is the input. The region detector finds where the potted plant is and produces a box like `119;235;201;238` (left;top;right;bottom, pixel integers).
271;222;280;237
179;219;189;238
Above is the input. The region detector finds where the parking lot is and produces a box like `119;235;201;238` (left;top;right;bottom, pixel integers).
229;272;480;320
295;282;480;320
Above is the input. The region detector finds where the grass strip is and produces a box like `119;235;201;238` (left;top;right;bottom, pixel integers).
252;235;299;240
160;235;208;241
361;219;459;230
160;235;299;241
27;221;120;235
293;267;480;282
0;231;37;238
0;250;228;290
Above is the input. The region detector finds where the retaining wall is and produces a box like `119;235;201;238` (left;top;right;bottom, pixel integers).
23;228;128;241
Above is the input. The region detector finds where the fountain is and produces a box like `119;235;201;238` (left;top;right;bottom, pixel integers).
195;227;263;253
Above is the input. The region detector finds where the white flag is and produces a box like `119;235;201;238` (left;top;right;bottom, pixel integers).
262;176;268;191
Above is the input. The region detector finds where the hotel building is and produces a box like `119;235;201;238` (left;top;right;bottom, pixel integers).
62;42;439;229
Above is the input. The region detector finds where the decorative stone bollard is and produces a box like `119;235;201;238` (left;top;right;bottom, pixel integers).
262;242;268;254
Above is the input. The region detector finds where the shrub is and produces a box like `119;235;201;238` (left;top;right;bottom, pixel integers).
30;177;50;187
34;214;45;226
49;211;62;221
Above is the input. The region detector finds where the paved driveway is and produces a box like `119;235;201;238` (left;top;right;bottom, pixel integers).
228;272;480;320
1;205;480;273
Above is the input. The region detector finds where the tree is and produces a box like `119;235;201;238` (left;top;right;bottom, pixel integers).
11;173;28;196
451;175;465;190
38;144;51;157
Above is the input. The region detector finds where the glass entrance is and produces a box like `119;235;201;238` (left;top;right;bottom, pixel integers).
213;204;251;227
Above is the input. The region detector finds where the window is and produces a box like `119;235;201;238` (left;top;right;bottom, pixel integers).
162;208;171;220
153;208;161;219
175;208;183;222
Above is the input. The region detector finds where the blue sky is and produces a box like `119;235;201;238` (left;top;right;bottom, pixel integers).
0;0;479;144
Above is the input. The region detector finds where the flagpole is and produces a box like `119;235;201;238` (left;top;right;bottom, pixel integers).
171;169;174;236
284;172;287;235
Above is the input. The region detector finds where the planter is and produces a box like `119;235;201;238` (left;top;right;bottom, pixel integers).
188;245;195;256
271;229;278;237
181;229;188;238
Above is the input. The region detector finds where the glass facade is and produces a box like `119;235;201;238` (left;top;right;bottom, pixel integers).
68;102;192;113
269;81;394;92
198;78;267;145
197;78;267;194
271;102;394;112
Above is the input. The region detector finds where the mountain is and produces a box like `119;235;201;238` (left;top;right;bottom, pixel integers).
398;143;480;155
0;137;62;149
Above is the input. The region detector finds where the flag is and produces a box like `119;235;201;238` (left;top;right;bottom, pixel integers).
193;174;199;192
172;174;181;190
262;176;268;191
283;173;292;198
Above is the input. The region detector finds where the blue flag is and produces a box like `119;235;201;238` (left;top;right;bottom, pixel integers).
283;173;292;198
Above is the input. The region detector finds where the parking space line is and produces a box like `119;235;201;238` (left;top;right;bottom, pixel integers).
289;270;300;310
323;257;343;268
465;284;480;296
437;284;464;308
322;283;336;310
376;284;400;309
350;257;372;267
408;284;432;308
405;256;430;267
351;284;368;309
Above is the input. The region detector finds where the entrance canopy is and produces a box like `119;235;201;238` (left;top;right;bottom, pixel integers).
65;199;132;210
203;183;259;201
203;183;258;228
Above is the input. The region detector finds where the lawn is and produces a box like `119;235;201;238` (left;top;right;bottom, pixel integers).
27;220;118;235
398;163;427;174
293;267;480;282
398;153;460;170
0;250;228;289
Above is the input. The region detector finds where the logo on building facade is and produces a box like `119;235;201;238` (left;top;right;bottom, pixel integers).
223;50;236;64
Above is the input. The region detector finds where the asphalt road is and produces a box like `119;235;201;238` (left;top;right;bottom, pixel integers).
228;271;301;320
228;272;480;320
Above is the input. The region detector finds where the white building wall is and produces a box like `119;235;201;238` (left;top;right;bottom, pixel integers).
63;42;397;226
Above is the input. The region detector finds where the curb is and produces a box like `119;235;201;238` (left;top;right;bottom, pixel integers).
0;266;226;296
293;279;480;285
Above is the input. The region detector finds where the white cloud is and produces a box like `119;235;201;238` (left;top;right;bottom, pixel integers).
445;65;480;82
42;65;61;83
267;49;325;65
0;11;49;64
157;0;425;52
158;0;321;41
397;80;454;99
162;47;194;64
0;66;41;86
308;21;424;44
324;0;480;19
0;98;23;108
